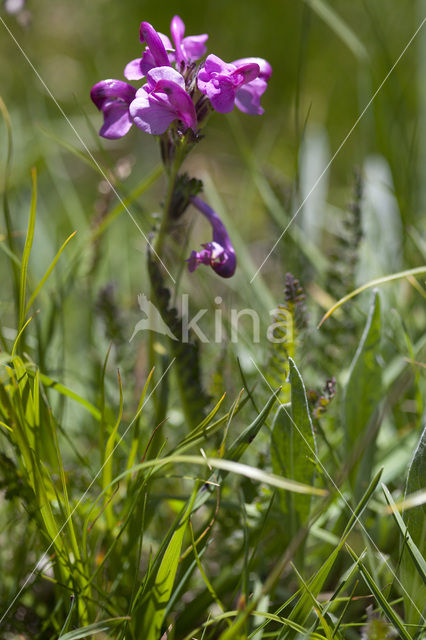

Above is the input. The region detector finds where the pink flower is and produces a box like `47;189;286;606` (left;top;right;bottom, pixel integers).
129;67;197;135
197;54;271;115
124;16;208;81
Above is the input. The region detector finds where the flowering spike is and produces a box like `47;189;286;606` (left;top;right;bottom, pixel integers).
187;196;236;278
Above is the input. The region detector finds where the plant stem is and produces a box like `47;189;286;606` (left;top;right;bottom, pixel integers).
155;138;185;259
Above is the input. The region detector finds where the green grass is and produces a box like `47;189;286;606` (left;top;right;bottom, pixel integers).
1;1;425;638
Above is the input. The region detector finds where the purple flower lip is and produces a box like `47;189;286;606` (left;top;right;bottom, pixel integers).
90;79;137;139
187;196;236;278
129;66;197;135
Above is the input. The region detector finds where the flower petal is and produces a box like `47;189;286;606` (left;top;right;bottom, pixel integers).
153;79;197;130
147;65;185;90
130;94;177;135
170;15;185;46
233;57;272;80
90;79;136;110
99;100;134;139
158;32;174;51
124;58;144;81
139;21;170;67
231;62;260;85
204;54;233;75
182;34;208;62
205;77;236;113
188;196;236;278
235;78;267;115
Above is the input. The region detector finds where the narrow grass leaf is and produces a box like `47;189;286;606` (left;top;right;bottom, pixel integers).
191;389;279;512
271;358;317;558
126;367;155;471
292;564;334;640
103;371;124;528
25;367;101;420
402;426;426;625
346;545;412;640
92;164;163;239
343;290;381;496
285;469;382;635
382;483;426;584
318;267;426;327
18;168;37;330
140;491;197;640
24;231;77;316
58;617;130;640
0;96;20;305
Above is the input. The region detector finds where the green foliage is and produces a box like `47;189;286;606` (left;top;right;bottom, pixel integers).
343;290;382;496
401;426;426;626
271;358;317;561
138;491;197;640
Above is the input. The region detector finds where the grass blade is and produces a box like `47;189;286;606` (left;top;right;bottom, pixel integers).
58;617;130;640
318;266;426;327
271;359;317;561
18;167;37;331
346;545;413;640
343;290;382;496
24;230;77;316
382;483;426;584
402;426;426;625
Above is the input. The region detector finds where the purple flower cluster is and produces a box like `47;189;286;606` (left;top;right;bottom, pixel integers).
91;15;271;139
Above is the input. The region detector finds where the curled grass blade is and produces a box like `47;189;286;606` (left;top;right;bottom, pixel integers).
109;455;327;498
318;266;426;327
57;617;130;640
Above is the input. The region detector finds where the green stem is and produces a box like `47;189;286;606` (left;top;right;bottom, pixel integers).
147;136;187;455
155;139;186;258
